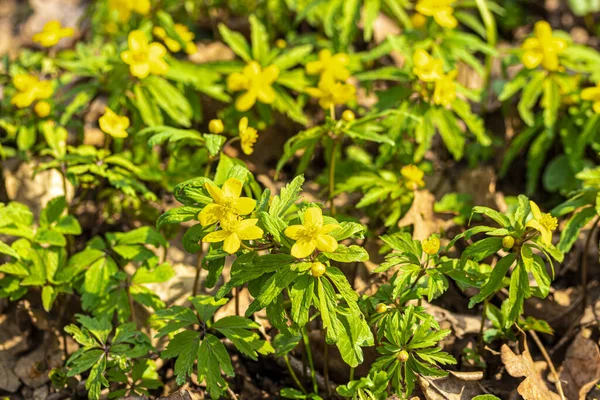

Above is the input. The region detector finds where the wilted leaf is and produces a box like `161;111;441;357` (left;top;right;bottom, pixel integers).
559;329;600;400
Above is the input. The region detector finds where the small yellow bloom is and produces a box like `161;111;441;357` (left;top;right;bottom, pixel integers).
422;235;440;255
199;178;256;226
341;110;355;122
227;61;280;112
521;21;567;71
310;262;327;277
415;0;458;28
109;0;150;22
305;76;356;109
157;24;195;53
239;117;258;155
401;165;425;190
32;20;74;47
152;26;167;39
99;107;130;138
306;49;350;82
34;101;51;118
411;13;428;28
433;70;458;107
209;119;224;134
121;30;169;79
581;82;600;114
276;39;287;49
11;74;53;109
202;214;263;254
284;207;340;259
526;200;557;246
412;49;444;82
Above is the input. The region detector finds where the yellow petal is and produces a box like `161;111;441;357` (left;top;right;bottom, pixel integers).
256;85;276;104
227;73;249;92
120;50;133;64
223;233;242;254
321;224;341;234
235;90;257;112
534;21;553;42
304;207;323;227
198;203;222;226
315;234;338;253
13;74;37;91
284;225;304;240
130;62;151;79
205;182;224;204
593;101;600;114
306;60;323;75
239;116;249;131
203;230;230;243
541;50;559;71
521;38;540;50
291;239;316;258
150;58;169;75
540;228;552;246
581;87;600;101
233;197;256;215
529;200;542;219
238;219;263;240
36;81;53;99
128;30;148;53
262;65;280;84
243;61;261;77
318;49;332;62
434;9;457;28
12;92;36;108
522;50;543;69
221;178;243;199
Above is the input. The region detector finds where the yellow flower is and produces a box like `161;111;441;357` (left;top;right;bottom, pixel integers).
202;214;263;254
521;21;567;71
401;165;425;190
209;119;224;134
433;70;458;107
412;49;444;82
11;74;53;109
284;207;340;259
581;82;600;113
109;0;150;22
227;61;280;112
305;76;356;109
121;30;169;79
415;0;458;28
276;39;287;49
156;24;195;54
32;20;74;47
34;101;51;118
306;49;350;82
239;117;258;155
411;13;428;28
152;26;167;39
198;178;256;226
422;235;440;255
526;201;557;246
99;107;130;138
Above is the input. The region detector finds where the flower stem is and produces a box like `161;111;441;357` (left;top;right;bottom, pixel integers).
192;251;203;297
328;140;339;217
301;326;318;394
285;355;307;394
323;327;330;396
478;299;488;351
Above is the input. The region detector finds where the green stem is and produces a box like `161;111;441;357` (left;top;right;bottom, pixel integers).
328;140;339;217
323;328;330;396
192;251;203;297
349;367;355;382
284;355;307;394
478;299;488;351
301;326;318;394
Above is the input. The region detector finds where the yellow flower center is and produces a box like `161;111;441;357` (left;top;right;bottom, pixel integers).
540;214;558;231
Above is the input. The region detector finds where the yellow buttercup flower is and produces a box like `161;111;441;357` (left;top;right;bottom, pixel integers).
198;178;256;226
581;82;600;113
415;0;458;28
227;61;280;112
422;235;440;255
306;49;350;82
521;21;567;71
121;30;169;79
433;70;458;107
202;214;263;254
305;76;356;109
99;107;130;138
401;165;425;190
32;20;74;47
154;24;196;54
34;101;51;118
239;117;258;155
11;74;53;109
284;207;340;259
526;200;557;246
412;49;444;82
109;0;150;22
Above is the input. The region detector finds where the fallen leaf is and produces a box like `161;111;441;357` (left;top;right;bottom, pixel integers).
398;190;452;240
418;370;486;400
500;341;561;400
559;329;600;400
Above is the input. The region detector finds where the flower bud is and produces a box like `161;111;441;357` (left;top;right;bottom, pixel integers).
208;119;224;134
397;350;409;362
422;235;440;255
342;110;355;122
375;303;388;313
310;262;327;277
276;39;287;49
502;236;515;250
34;101;51;118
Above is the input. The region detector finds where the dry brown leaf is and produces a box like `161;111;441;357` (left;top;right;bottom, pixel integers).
559;329;600;400
500;342;561;400
417;371;486;400
397;190;452;240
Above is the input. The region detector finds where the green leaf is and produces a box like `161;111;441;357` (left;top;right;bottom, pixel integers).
323;244;369;263
339;0;361;50
272;45;313;70
162;330;201;384
269;175;305;218
290;274;314;326
246;267;299;316
218;24;252;61
329;222;365;241
472;206;510;227
522;245;551;297
144;76;193;127
191;295;228;322
507;261;530;326
132;263;175;285
198;334;233;398
518;71;546;126
54;215;82;235
249;15;269;64
468;253;516;308
316;277;341;341
34;228;66;247
133;83;163;127
498;72;528;101
557;206;597;254
157;206;202;229
430;107;465;160
204;134;226;157
0;242;19;259
41;285;56;311
345;129;395;146
461;237;503;262
213;315;273;359
40;196;67;226
363;0;381;41
541;77;560;128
